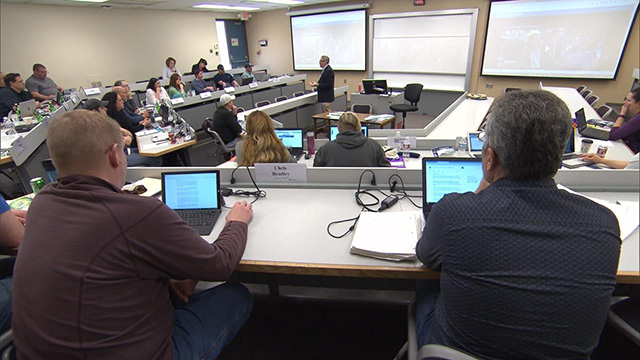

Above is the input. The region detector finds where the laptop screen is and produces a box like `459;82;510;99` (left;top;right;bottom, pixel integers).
162;171;220;210
330;125;368;141
422;158;483;210
274;128;303;149
565;128;575;154
575;108;586;128
468;132;484;152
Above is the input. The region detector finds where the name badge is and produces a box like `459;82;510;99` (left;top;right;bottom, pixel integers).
200;92;212;99
249;82;259;89
84;87;100;96
170;98;184;105
387;136;417;148
224;87;236;93
255;163;307;183
11;136;27;156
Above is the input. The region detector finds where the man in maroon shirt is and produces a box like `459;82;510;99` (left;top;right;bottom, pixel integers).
12;110;253;360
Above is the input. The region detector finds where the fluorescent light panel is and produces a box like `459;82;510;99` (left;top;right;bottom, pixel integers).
193;3;259;10
66;0;110;3
253;0;305;4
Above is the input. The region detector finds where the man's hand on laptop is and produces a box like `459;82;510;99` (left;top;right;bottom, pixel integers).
169;279;198;303
226;201;253;224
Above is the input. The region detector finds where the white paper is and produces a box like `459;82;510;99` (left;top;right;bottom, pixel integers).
249;82;259;89
83;87;101;96
199;92;212;99
350;211;423;258
255;163;307;183
224;87;236;93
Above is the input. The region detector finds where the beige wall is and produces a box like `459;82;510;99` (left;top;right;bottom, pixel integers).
0;3;236;89
246;0;640;104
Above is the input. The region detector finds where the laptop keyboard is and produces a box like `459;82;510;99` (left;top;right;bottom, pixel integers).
177;210;216;226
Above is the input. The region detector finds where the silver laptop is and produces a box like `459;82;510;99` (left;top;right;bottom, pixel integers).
161;170;222;235
467;132;484;157
19;99;36;117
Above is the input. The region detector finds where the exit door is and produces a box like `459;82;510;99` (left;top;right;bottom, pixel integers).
223;20;249;68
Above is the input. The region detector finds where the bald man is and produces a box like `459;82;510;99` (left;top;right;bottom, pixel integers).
12;110;253;359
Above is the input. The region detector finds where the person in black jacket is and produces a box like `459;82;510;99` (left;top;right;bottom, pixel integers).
102;92;150;148
211;94;242;148
309;55;334;113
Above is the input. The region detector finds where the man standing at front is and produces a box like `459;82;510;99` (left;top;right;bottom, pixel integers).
415;90;621;358
309;55;334;113
12;110;253;359
25;63;63;101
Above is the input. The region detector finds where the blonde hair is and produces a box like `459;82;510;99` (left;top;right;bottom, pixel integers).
338;111;361;132
47;110;122;175
239;110;291;166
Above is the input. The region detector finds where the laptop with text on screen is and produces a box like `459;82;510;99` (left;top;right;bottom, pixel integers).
274;128;304;159
161;170;222;235
422;157;484;214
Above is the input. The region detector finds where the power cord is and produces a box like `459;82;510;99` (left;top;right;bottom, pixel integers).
223;166;267;208
388;174;422;209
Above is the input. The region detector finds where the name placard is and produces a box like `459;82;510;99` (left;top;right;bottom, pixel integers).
170;97;184;105
224;87;236;93
249;82;259;89
273;77;281;84
11;136;27;156
386;136;417;148
199;92;212;99
255;163;307;183
84;87;101;96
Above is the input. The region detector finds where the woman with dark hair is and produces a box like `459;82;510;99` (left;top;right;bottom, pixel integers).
162;57;181;79
191;58;209;74
145;77;169;105
609;88;640;154
167;74;186;99
103;92;150;148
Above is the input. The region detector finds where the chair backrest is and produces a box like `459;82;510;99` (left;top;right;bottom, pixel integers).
293;91;305;97
255;100;271;107
586;94;599;106
596;105;613;119
504;87;521;93
202;118;234;154
275;96;288;103
576;85;587;94
404;83;424;105
41;159;58;183
351;104;372;114
418;345;479;360
581;89;593;99
237;107;246;113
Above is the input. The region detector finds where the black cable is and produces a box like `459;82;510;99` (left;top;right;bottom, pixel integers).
387;174;422;209
327;215;360;239
226;166;267;204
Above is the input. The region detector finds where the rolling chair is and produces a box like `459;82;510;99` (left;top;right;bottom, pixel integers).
596;105;613;120
585;94;599;107
608;297;640;347
202;118;235;162
275;95;288;103
236;107;246;113
0;330;13;360
293;91;305;98
576;85;588;94
351;104;372;114
255;100;271;108
581;89;593;99
390;83;423;129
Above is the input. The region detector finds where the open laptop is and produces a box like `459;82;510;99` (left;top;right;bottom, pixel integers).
330;125;368;141
422;157;483;214
575;108;609;141
18;99;36;117
274;128;304;159
241;77;254;86
161;170;222;235
562;128;579;160
467;132;484;157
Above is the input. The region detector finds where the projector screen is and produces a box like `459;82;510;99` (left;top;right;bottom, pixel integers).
481;0;639;79
291;10;366;71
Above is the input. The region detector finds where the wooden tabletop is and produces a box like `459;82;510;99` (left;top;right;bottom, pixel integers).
136;136;197;157
0;155;13;165
312;112;395;126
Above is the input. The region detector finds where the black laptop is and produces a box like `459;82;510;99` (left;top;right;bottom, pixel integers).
422;157;484;214
274;128;304;159
575;108;609;141
161;170;222;235
562;128;579;160
241;77;254;86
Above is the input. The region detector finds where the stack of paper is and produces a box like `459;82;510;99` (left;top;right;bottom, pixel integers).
364;114;395;123
350;211;423;261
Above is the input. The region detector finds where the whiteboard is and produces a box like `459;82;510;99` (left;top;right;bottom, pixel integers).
369;10;478;91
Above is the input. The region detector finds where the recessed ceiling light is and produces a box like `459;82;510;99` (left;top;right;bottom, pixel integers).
252;0;304;4
66;0;110;3
193;3;260;11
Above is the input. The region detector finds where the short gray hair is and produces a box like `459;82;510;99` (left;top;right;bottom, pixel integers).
483;90;571;179
320;55;330;63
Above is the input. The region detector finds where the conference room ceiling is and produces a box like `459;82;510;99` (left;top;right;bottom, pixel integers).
0;0;346;11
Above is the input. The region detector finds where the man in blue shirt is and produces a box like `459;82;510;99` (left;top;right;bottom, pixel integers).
191;69;215;95
415;90;621;358
0;73;36;120
0;194;26;333
212;64;239;91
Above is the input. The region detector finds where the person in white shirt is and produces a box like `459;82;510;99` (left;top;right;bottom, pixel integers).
161;57;181;79
145;77;170;105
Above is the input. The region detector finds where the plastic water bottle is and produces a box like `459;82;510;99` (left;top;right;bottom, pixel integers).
394;131;402;151
402;137;410;158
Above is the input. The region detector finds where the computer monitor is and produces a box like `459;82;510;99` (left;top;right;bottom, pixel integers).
362;79;388;95
421;157;483;213
330;125;367;141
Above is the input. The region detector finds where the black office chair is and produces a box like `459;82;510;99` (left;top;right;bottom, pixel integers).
608;298;640;347
202;118;234;163
275;96;288;103
390;83;423;129
596;105;613;120
236;107;246;113
255;100;271;108
585;94;599;107
576;85;588;95
293;91;305;98
581;89;593;99
351;104;372;114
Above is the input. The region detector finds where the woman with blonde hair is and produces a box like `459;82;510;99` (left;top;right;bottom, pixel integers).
314;111;390;167
236;110;293;166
